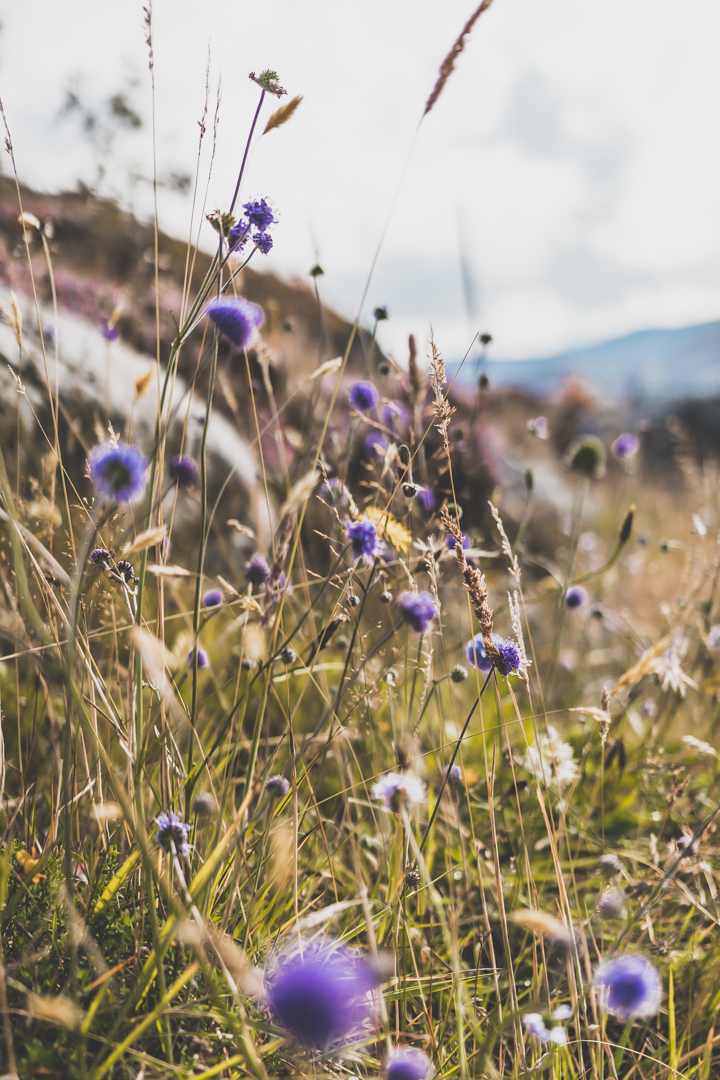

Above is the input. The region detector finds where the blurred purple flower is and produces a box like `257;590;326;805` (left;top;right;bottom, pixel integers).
386;1047;432;1080
170;455;200;488
612;433;639;460
155;811;191;857
348;381;379;413
346;520;381;564
245;554;271;586
88;443;147;504
266;942;380;1048
243;198;276;231
187;646;210;670
203;589;224;608
527;416;548;439
364;431;389;460
266;775;290;798
372;772;426;813
446;533;470;550
565;585;587;609
594;954;661;1020
398;591;437;634
206;297;264;350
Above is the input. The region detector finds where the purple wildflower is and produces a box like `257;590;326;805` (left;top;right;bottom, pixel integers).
372;772;427;814
348;381;379;413
611;433;639;460
102;321;119;342
397;591;437;634
90;547;111;566
467;633;522;678
229;220;250;251
594;954;661;1020
203;589;224;608
383;401;409;435
565;585;587;609
115;560;136;583
266;775;290;798
445;764;462;784
523;1012;568;1045
346;520;382;564
527;416;548;439
418;488;435;511
266;942;380;1048
187;646;210;670
206;297;264;351
243;198;275;232
170;455;200;487
245;554;271;586
88;443;147;504
254;232;273;254
155;811;191;857
386;1048;432;1080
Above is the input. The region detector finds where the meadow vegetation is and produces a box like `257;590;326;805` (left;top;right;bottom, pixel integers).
1;17;720;1080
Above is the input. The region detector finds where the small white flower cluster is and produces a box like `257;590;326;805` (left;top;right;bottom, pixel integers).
521;726;577;788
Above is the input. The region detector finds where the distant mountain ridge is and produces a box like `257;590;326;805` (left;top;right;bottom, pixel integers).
452;320;720;402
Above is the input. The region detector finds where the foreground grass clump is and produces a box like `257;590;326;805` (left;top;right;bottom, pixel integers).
1;51;720;1080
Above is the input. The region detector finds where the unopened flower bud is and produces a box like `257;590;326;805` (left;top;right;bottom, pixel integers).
450;664;468;683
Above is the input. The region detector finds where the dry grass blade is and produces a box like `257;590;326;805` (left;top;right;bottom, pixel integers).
308;356;342;381
423;0;495;118
610;634;671;697
122;524;168;558
278;467;320;522
0;706;5;806
146;563;192;578
134;368;154;401
28;993;84;1028
263;94;303;134
509;908;570;943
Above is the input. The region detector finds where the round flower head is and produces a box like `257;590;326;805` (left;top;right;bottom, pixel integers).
203;588;224;608
445;764;462;785
266;775;290;798
346;519;382;565
254;231;273;255
566;435;606;480
187;646;209;670
88;442;147;504
243;197;276;232
205;297;264;351
386;1047;432;1080
398;591;437;635
418;488;435;511
229;220;250;252
90;547;111;566
446;532;470;550
565;585;587;609
597;886;626;920
598;853;623;878
170;455;200;488
467;632;522;676
266;942;380;1048
593;954;661;1020
372;772;427;814
245;554;271;586
612;433;639;460
115;560;137;584
192;791;218;817
348;380;379;413
155;811;191;857
450;664;468;683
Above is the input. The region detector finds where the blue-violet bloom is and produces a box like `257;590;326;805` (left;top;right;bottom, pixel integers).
203;589;224;608
565;585;587;609
170;455;200;487
593;954;661;1020
611;433;639;460
346;520;382;565
266;775;290;798
446;532;470;550
372;772;427;814
88;442;148;504
155;811;191;857
187;646;210;670
245;554;271;586
206;297;264;351
266;942;380;1048
386;1047;432;1080
398;591;437;634
348;381;379;413
445;764;462;784
243;198;276;232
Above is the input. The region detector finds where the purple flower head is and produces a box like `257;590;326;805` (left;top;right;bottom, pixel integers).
398;591;438;635
446;532;470;550
565;585;587;609
155;811;191;857
88;442;147;504
348;381;379;413
102;320;119;342
597;886;626;919
467;633;522;678
115;560;136;584
266;775;290;798
243;198;276;232
372;772;427;814
612;433;639;461
266;942;381;1048
229;219;250;252
187;646;210;670
203;588;224;608
206;297;264;351
593;954;661;1020
346;519;382;565
386;1047;432;1080
90;547;111;566
445;764;462;784
254;231;273;255
418;488;435;511
245;554;271;586
383;402;409;435
170;455;200;488
364;431;389;460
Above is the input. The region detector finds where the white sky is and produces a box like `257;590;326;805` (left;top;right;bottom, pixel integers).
1;0;719;363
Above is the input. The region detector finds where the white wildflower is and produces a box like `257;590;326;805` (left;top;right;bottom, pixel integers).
521;725;578;788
